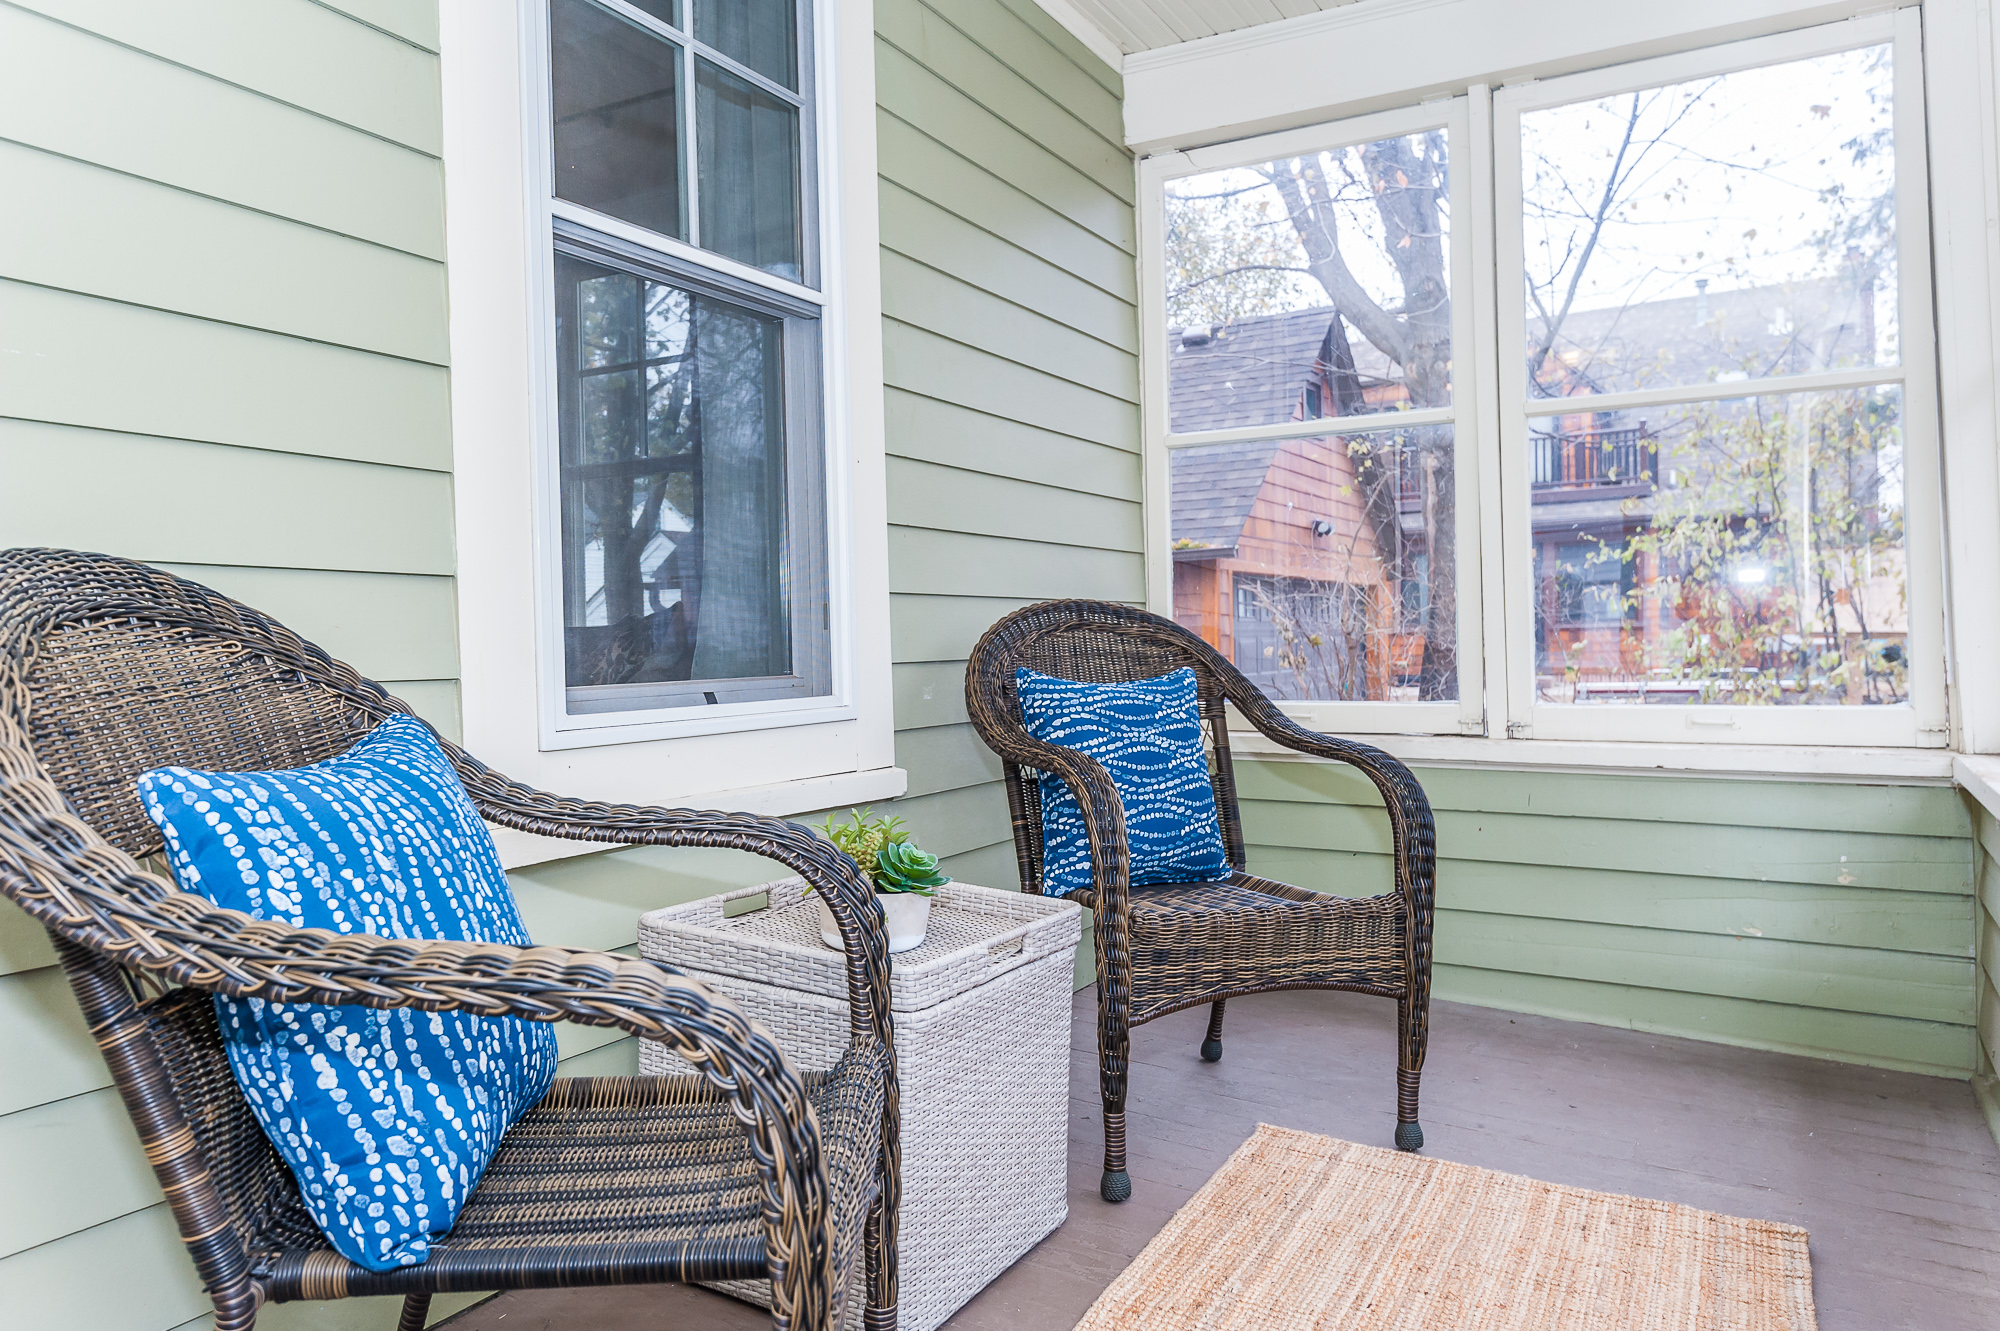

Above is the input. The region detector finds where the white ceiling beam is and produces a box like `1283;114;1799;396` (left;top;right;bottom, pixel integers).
1124;0;1899;151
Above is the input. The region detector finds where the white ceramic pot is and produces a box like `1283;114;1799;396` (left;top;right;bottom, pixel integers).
818;890;933;954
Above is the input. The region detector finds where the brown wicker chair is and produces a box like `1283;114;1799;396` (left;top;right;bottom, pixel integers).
0;548;898;1331
965;599;1436;1203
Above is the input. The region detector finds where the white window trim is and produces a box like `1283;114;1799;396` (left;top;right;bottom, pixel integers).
1130;0;2000;771
1139;99;1489;739
438;0;901;820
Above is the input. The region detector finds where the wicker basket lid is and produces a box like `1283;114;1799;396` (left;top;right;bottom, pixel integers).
638;879;1081;1013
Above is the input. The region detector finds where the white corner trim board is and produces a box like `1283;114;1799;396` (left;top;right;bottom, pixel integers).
1032;0;1127;69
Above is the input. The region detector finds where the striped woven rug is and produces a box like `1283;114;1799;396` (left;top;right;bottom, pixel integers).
1073;1124;1817;1330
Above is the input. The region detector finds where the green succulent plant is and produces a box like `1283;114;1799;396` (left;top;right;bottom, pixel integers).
813;807;950;896
875;840;948;894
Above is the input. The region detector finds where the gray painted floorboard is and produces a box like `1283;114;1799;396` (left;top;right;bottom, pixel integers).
441;987;2000;1330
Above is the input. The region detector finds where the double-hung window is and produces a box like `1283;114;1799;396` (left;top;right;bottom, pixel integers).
1143;9;1944;752
527;0;837;743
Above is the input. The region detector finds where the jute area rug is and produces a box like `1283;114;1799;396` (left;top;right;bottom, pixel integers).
1073;1124;1816;1331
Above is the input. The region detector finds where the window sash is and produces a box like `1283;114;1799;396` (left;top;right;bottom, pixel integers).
1143;99;1488;737
1491;10;1945;748
523;0;848;746
551;0;821;295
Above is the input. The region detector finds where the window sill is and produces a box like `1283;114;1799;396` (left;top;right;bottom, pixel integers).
1227;729;1956;783
489;764;908;869
1952;755;2000;823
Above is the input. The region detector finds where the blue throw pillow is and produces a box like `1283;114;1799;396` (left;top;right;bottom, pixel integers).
136;714;558;1272
1016;667;1231;896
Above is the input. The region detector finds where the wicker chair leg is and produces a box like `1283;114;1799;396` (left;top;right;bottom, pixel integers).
1199;1000;1226;1062
396;1293;432;1331
863;1194;895;1331
1098;1000;1131;1203
1395;998;1426;1152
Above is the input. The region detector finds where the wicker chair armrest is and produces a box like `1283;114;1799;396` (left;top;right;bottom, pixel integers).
443;753;895;1059
964;730;1133;918
1224;693;1437;922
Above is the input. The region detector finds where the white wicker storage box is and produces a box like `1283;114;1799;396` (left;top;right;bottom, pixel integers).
638;878;1082;1331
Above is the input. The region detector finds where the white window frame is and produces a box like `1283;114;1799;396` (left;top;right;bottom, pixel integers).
1492;11;1947;749
437;0;901;828
1139;99;1490;738
1135;2;1964;762
521;0;855;749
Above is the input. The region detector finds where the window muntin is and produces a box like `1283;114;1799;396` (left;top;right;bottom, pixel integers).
535;0;834;731
1155;106;1478;728
1497;17;1939;745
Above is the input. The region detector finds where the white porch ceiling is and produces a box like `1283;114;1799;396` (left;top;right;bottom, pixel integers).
1054;0;1363;55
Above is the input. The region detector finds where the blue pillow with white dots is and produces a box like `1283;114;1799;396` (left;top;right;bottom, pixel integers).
136;713;557;1272
1016;666;1232;896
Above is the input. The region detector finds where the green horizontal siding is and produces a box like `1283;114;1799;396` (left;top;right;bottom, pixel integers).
0;423;456;575
0;282;452;471
1240;758;1979;1076
18;0;444;153
876;112;1135;300
887;456;1145;551
0;142;446;364
874;46;1132;249
0;6;443;258
884;320;1141;448
882;250;1138;397
0;4;459;1325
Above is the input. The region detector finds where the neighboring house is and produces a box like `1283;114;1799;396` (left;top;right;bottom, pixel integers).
1167;311;1426;701
1167;272;1898;702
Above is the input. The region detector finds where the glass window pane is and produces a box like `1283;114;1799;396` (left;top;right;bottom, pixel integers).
627;0;678;24
1163;129;1452;435
1169;425;1458;701
1529;386;1906;706
696;58;802;280
554;250;797;704
551;0;684;240
1520;45;1896;399
696;0;797;90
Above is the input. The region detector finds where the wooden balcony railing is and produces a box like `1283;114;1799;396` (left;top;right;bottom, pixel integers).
1531;427;1654;490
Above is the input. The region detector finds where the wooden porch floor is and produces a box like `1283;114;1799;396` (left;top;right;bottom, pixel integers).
443;987;2000;1331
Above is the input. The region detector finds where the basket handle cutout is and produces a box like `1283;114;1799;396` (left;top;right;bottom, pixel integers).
723;890;771;919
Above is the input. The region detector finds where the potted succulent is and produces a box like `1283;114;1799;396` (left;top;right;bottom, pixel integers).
813;808;949;954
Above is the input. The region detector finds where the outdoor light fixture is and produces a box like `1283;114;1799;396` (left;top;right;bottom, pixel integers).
1312;519;1334;536
1735;566;1769;584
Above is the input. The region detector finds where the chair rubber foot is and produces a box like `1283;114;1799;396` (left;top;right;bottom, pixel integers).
1395;1120;1424;1152
1200;1038;1223;1062
1100;1170;1131;1203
